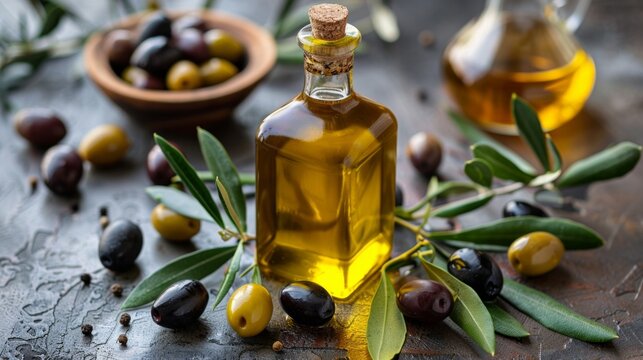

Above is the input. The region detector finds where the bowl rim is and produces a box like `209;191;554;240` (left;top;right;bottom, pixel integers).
84;9;277;105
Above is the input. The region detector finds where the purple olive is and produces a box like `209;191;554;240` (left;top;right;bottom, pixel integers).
174;28;210;64
13;108;66;149
122;66;165;90
151;280;209;329
137;12;172;45
41;145;83;196
131;36;182;76
406;132;443;177
396;279;453;323
172;15;209;35
447;248;503;302
105;29;136;69
99;219;143;271
280;281;335;326
146;144;177;185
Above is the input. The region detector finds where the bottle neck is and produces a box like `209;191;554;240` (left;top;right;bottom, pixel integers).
303;52;354;101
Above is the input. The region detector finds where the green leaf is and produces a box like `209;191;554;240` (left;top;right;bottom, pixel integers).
486;303;530;338
431;192;494;218
277;41;303;64
39;1;67;37
121;246;236;309
501;279;618;342
371;3;400;43
215;178;245;235
367;272;407;360
421;258;495;355
197;128;246;230
449;110;536;174
155;134;225;228
428;180;482;200
512;95;550;171
464;159;493;187
429;217;603;250
146;186;213;223
252;265;262;285
472;143;536;183
212;241;244;308
557;141;642;188
273;0;302;38
528;136;563;187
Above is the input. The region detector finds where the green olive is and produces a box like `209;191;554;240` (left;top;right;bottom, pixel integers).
78;124;130;166
204;29;244;63
226;283;272;337
199;58;238;86
166;60;202;90
508;231;564;276
151;204;201;241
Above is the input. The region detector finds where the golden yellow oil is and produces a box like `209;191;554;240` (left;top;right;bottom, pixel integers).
255;93;397;300
443;16;596;134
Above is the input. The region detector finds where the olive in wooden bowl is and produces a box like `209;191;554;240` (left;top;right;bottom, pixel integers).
84;11;276;129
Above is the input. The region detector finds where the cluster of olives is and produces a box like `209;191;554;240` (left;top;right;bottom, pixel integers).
13;108;131;196
106;12;245;91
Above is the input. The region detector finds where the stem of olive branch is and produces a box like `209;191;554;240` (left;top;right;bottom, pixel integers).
381;240;431;274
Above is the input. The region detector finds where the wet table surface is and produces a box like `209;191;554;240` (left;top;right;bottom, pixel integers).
1;0;642;359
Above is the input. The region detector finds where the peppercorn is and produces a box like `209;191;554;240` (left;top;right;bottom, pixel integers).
272;340;283;352
80;273;91;286
111;283;123;297
117;334;128;346
119;313;131;326
99;206;109;217
81;324;93;335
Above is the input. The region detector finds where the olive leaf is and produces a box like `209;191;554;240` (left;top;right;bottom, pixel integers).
441;240;508;252
486;303;529;338
146;186;213;223
557;141;642;188
512;95;550;171
421;257;495;355
472;143;536;183
198;128;246;230
277;41;303;64
464;159;493;187
449;110;536;175
121;246;236;310
370;1;400;43
251;265;262;285
528;136;563;187
428;217;603;250
155;134;225;228
39;1;67;38
367;272;407;360
215;178;245;235
172;171;255;185
501;279;618;342
212;240;244;309
431;192;494;218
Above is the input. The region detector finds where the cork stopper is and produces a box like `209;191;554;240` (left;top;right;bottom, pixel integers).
308;4;348;41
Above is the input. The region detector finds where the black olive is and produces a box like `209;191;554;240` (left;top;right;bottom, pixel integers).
137;12;172;45
503;200;548;218
14;108;66;149
151;279;209;329
172;15;209;35
175;28;210;64
41;145;83;196
146;144;176;185
105;29;136;69
280;281;335;326
396;279;453;323
395;183;404;207
131;36;182;76
447;248;503;302
406;132;442;177
98;220;143;271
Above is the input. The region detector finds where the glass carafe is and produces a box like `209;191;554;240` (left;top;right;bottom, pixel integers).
443;0;595;134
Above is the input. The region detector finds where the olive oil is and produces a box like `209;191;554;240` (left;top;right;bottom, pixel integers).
255;5;397;300
443;15;596;134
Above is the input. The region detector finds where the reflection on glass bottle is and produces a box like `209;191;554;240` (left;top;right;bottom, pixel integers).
255;5;397;300
443;0;596;134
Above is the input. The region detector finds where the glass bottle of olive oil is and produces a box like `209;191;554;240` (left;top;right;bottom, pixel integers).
255;4;397;300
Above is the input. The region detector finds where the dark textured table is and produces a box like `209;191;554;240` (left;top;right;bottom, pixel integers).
1;0;642;359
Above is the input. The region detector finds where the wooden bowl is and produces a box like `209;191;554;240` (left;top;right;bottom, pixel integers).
84;10;276;130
